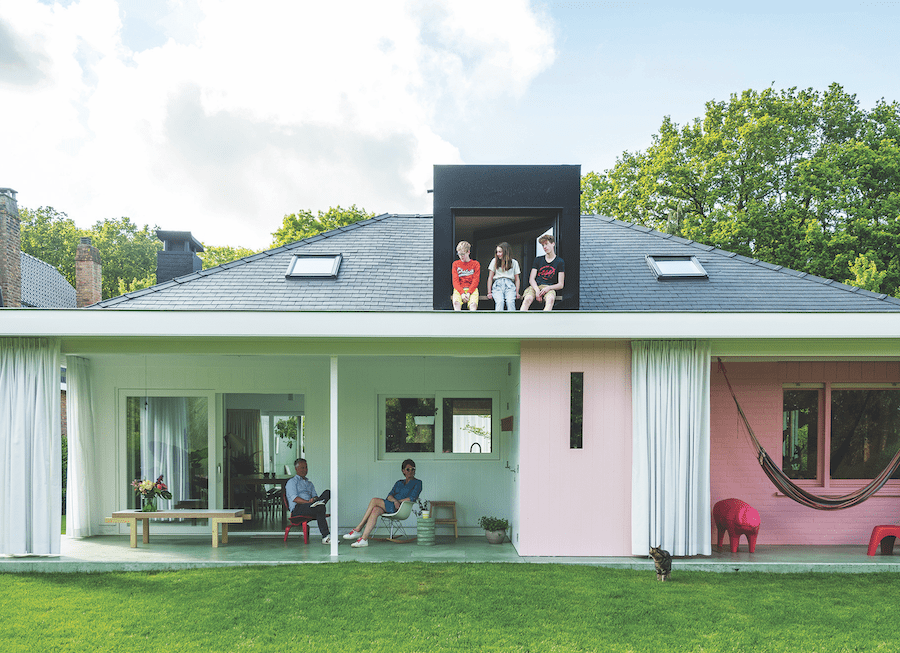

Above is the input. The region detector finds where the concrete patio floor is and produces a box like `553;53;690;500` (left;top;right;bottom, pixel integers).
4;534;900;573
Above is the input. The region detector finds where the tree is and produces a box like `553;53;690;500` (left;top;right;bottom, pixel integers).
582;84;900;296
87;217;162;300
198;245;260;269
20;210;162;299
18;206;81;287
271;205;375;247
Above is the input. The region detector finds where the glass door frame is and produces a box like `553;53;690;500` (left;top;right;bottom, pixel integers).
116;388;217;531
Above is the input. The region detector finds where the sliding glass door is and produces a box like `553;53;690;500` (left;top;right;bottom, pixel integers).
124;393;213;515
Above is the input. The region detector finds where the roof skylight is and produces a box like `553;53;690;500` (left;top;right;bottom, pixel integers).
646;255;708;280
285;254;342;278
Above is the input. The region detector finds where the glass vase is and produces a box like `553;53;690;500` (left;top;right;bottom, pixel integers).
141;497;158;512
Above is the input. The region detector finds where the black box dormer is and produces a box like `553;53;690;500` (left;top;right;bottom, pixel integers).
432;164;581;310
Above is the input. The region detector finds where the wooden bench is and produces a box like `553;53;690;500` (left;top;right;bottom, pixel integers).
106;509;250;548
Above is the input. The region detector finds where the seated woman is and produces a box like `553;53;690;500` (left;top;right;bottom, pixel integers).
343;459;421;548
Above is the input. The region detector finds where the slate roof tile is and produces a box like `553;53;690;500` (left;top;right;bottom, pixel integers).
93;213;900;313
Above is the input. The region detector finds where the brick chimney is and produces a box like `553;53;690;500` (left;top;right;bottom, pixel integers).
75;237;102;307
0;188;21;308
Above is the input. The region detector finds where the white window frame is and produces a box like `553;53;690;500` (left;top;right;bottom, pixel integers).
646;255;708;279
284;254;342;278
377;392;500;461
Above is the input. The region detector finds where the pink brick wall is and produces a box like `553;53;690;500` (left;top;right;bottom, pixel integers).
518;340;632;556
711;361;900;546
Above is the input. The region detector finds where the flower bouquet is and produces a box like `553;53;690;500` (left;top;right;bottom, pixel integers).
131;475;172;512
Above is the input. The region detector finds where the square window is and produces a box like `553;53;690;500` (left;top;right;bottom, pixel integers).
383;397;436;454
379;393;499;459
442;398;492;454
646;255;708;279
831;389;900;480
285;255;342;278
781;385;900;483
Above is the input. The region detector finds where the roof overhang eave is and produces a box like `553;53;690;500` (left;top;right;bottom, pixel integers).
4;309;900;341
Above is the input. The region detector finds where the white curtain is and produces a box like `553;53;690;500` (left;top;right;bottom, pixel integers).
226;409;261;464
141;398;190;510
631;340;711;556
66;356;100;537
0;338;61;555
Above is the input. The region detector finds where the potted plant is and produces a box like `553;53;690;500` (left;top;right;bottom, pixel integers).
479;515;509;544
413;498;430;519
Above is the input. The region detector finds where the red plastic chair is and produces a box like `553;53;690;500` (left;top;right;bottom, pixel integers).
282;484;312;543
281;484;330;544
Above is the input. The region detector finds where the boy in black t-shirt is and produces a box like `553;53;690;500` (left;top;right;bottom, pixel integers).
520;234;564;311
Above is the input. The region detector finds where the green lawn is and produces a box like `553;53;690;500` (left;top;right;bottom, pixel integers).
1;563;895;652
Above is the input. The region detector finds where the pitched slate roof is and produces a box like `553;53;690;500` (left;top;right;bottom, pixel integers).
94;214;433;311
94;213;900;312
580;216;900;312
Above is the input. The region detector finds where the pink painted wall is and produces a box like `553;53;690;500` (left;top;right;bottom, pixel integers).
517;340;632;556
711;361;900;546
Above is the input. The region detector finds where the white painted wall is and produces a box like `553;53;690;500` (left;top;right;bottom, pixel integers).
84;353;518;537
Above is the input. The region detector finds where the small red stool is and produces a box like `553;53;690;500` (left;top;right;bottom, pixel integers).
866;525;900;556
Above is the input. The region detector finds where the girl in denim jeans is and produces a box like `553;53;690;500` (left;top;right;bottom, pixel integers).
486;242;521;311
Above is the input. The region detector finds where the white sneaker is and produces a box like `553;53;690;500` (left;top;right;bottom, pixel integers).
350;538;368;548
342;529;361;540
311;499;326;508
321;535;331;544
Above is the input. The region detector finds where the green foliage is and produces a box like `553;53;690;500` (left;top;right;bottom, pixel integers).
583;84;900;297
198;245;260;269
846;253;888;293
20;210;163;300
478;515;509;531
271;204;375;247
87;217;162;300
3;565;900;652
18;207;80;287
274;416;297;449
116;273;156;296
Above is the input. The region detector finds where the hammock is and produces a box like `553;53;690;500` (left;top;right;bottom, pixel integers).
717;358;900;510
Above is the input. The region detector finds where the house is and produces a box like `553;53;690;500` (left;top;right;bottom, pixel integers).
3;166;900;558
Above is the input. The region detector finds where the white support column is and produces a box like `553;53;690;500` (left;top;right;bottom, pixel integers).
329;356;339;557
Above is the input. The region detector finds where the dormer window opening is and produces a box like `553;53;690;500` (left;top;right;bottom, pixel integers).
646;255;708;280
285;254;343;278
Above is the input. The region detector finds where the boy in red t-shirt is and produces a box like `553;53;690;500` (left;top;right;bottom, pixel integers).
451;241;480;311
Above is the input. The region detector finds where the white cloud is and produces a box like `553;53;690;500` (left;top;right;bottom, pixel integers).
0;0;555;248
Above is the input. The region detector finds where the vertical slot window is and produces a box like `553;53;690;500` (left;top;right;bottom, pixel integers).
571;372;583;449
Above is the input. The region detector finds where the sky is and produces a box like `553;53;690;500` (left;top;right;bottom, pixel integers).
2;0;899;250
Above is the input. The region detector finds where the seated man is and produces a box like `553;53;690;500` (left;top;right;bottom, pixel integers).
285;457;331;544
520;234;564;311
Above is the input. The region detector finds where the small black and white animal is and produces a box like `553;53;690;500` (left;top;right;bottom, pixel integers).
649;546;672;581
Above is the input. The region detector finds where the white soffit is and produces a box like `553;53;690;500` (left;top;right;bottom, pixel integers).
5;310;900;341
